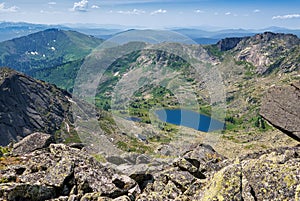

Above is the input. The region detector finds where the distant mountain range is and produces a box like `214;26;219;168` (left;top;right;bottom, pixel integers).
0;22;123;42
1;21;300;44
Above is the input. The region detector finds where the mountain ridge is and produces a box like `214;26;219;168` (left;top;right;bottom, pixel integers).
214;32;300;76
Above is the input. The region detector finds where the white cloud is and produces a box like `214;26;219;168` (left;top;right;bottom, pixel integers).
195;9;204;13
71;0;88;12
117;9;145;15
225;12;231;15
40;10;59;14
48;2;57;5
91;5;100;9
150;9;167;15
0;3;18;12
272;14;300;20
253;9;260;13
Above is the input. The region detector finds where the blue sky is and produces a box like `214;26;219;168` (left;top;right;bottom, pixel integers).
0;0;300;29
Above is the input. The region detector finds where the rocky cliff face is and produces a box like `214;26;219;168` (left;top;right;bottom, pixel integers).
233;32;300;74
0;67;73;145
217;32;300;74
260;81;300;141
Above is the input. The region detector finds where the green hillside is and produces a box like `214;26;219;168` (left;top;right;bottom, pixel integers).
0;29;102;86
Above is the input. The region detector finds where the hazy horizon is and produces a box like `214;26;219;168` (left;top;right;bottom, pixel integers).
3;21;300;32
0;0;299;30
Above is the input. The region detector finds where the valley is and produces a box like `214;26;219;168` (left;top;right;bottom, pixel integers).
0;29;299;156
0;27;299;201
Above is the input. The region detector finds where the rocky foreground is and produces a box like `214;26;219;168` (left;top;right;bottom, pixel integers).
0;131;299;201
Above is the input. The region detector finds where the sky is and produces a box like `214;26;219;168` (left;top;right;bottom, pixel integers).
0;0;300;29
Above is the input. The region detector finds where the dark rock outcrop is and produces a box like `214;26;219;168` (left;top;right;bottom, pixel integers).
217;37;247;51
260;81;300;141
0;68;73;146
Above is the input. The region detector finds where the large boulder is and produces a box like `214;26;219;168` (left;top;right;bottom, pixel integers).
12;132;55;155
260;81;300;141
173;143;227;180
0;183;56;201
181;144;227;175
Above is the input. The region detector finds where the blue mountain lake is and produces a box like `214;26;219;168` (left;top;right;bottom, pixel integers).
155;109;224;132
